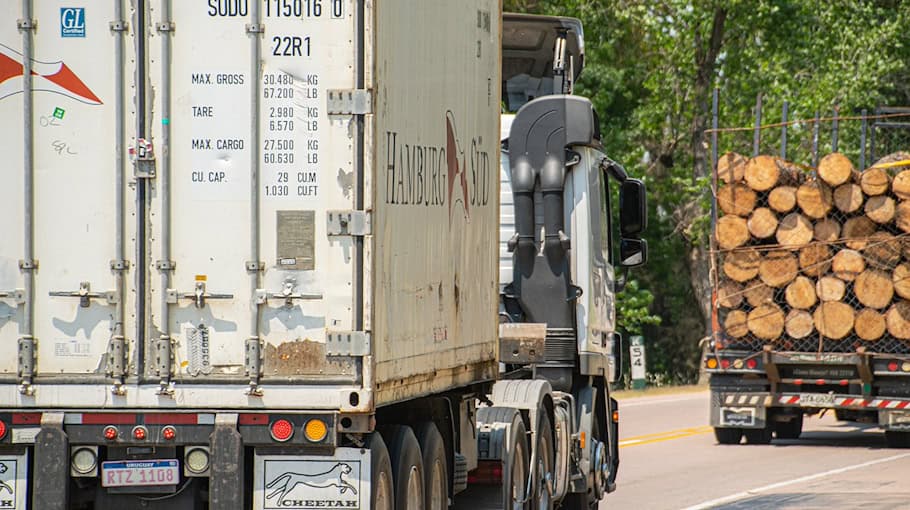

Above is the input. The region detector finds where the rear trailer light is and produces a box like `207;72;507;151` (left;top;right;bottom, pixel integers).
185;447;210;475
161;426;177;441
132;426;148;441
0;420;6;441
71;447;98;475
103;426;119;441
720;359;731;369
304;419;328;442
270;419;294;442
889;361;899;372
746;358;757;369
706;358;718;369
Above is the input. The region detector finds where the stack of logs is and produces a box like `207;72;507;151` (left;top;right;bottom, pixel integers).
716;151;910;346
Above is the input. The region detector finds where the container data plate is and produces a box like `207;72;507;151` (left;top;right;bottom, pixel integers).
101;459;179;488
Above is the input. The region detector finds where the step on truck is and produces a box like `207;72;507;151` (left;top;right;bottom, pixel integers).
707;96;910;448
0;2;647;508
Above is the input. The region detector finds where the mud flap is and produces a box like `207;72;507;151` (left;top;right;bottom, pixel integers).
253;448;371;510
210;414;243;510
34;413;67;510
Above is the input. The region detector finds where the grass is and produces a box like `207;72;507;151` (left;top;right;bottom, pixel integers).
611;383;708;400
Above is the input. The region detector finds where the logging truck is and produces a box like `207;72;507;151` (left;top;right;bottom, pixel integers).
707;103;910;448
0;2;646;508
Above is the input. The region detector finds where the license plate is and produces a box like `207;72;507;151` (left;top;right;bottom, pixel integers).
799;393;835;407
101;459;179;487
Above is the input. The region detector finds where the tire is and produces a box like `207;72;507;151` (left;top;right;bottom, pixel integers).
774;414;803;440
533;412;554;510
503;411;530;510
713;427;743;445
415;422;448;510
885;430;910;448
370;433;395;510
743;426;773;445
383;425;425;510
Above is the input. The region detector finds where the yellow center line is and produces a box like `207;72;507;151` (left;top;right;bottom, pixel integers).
619;425;713;448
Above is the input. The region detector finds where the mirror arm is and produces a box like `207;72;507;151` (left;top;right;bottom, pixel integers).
600;157;628;182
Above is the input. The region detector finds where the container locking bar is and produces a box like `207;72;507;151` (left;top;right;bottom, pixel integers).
49;282;119;308
327;210;371;236
166;281;233;309
0;289;26;303
256;277;322;307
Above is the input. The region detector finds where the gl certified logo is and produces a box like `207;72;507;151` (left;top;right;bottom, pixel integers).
60;8;86;38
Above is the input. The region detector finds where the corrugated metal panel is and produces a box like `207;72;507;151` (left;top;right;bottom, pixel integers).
372;0;501;405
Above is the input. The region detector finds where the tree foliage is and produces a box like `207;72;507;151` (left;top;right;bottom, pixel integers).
504;0;910;383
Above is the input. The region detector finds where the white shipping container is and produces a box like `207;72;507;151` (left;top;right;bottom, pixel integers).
0;0;500;411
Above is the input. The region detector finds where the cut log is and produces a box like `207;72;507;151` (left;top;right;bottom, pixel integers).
717;280;744;309
813;218;841;242
816;276;846;302
831;249;865;282
723;249;762;282
743;280;775;307
799;244;831;277
776;213;813;248
744;155;783;191
759;250;798;288
892;170;910;200
895;201;910;233
717;152;747;184
833;183;864;213
796;180;833;219
785;309;815;339
747;207;778;239
865;195;896;224
855;308;886;341
724;309;750;338
768;186;798;213
893;263;910;300
818;153;856;187
860;167;890;196
785;276;817;309
813;301;855;340
864;232;901;269
716;215;750;250
854;269;895;309
874;151;910;167
886;300;910;339
842;216;876;250
717;184;757;217
748;303;785;340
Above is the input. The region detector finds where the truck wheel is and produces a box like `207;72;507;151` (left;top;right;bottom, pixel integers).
774;414;803;440
416;422;448;510
533;412;554;510
885;430;910;448
384;425;426;510
713;427;743;445
743;426;772;445
504;412;530;510
370;433;395;510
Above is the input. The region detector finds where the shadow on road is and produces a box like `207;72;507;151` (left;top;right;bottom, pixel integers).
710;492;909;510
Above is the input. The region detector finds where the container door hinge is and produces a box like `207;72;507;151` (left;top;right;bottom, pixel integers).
327;210;371;236
327;89;373;115
326;331;371;357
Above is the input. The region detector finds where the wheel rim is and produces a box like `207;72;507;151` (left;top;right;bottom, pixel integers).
536;436;551;509
376;470;393;510
511;442;526;510
406;466;423;509
430;459;445;510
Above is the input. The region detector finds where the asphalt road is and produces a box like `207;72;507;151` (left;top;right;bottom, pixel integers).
606;390;910;509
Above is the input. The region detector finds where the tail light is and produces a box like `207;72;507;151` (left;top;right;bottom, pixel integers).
103;426;119;440
746;358;758;369
161;426;177;441
889;361;899;372
0;420;6;441
720;359;731;369
132;426;148;440
270;419;294;442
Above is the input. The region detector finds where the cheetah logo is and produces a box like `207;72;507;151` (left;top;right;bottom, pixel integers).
265;462;357;505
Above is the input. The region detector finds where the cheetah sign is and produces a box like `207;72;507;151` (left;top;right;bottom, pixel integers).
260;454;365;509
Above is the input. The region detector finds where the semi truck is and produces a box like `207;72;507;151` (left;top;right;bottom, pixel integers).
0;2;647;509
707;101;910;449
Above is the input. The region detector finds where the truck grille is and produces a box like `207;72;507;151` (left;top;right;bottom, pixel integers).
545;328;576;362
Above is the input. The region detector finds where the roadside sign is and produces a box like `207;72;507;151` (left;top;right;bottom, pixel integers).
630;335;647;390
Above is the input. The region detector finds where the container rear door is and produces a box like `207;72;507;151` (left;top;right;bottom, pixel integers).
147;0;359;382
0;2;135;379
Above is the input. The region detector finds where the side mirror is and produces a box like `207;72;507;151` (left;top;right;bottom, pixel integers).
620;238;647;268
620;179;647;237
609;332;623;384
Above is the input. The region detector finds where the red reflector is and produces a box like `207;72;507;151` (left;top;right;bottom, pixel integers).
467;460;503;485
816;379;826;386
239;414;269;425
720;359;731;369
103;426;119;440
144;413;198;425
746;359;757;369
889;361;899;372
132;426;148;440
0;420;7;441
83;413;136;425
794;379;803;385
270;419;294;442
162;426;177;441
12;413;41;425
840;379;849;386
